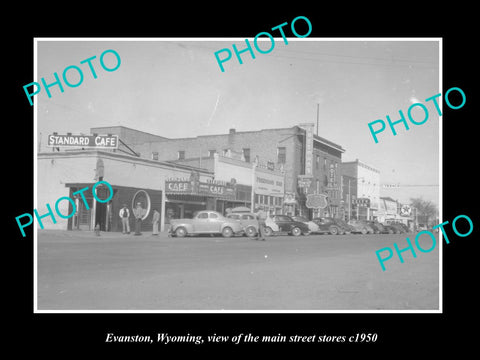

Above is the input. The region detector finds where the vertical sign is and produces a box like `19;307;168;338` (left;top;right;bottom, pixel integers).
301;123;315;176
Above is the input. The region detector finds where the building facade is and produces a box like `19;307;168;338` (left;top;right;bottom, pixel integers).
338;159;380;221
168;152;285;216
91;125;345;219
37;150;219;232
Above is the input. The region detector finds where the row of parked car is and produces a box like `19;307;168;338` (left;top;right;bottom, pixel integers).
169;210;411;238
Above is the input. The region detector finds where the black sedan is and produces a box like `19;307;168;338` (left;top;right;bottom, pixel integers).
264;215;311;236
383;222;404;234
311;217;352;235
366;220;389;234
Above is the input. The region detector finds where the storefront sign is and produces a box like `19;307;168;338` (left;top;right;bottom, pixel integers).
301;123;315;176
254;172;284;196
329;163;336;185
297;175;313;190
356;198;371;207
165;178;235;199
306;194;327;209
166;180;191;193
48;134;119;149
400;204;412;216
284;192;297;205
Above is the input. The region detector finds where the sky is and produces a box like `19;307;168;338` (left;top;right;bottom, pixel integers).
35;38;440;206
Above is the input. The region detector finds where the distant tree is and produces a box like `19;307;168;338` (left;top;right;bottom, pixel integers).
410;197;438;225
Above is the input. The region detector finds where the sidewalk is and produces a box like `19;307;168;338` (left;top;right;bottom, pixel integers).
37;229;171;240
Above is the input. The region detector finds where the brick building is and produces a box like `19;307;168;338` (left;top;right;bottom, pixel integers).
90;125;345;218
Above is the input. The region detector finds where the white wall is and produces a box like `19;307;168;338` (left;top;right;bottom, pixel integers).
37;153;98;230
36;151;213;230
214;155;252;185
357;163;380;211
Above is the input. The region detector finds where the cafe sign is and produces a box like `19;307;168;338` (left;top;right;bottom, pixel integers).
165;177;235;199
48;133;119;149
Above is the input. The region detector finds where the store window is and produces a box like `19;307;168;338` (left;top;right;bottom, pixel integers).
243;148;251;163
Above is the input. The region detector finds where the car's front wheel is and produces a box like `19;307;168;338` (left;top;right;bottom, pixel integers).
329;226;339;235
264;227;273;237
222;227;234;238
175;227;187;238
291;227;302;236
245;226;257;238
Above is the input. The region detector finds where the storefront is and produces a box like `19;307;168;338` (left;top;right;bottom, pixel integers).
66;182;163;233
253;166;285;215
37;149;214;233
165;172;237;221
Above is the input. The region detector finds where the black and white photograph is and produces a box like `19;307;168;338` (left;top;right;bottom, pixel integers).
33;38;441;312
8;7;478;355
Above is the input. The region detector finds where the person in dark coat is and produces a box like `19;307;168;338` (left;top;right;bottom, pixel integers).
133;202;146;235
254;207;267;241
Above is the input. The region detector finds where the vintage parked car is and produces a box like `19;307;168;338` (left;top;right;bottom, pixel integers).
311;217;352;235
388;223;405;234
395;222;410;233
348;219;375;234
388;222;409;233
365;220;387;234
169;210;243;238
417;223;428;231
226;212;259;237
264;215;311;236
291;216;320;233
381;223;400;234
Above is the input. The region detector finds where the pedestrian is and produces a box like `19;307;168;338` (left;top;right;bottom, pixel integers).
133;202;146;236
152;209;160;235
254;207;267;241
119;203;130;234
94;223;101;236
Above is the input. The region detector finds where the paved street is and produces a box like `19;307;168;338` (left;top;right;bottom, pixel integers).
37;230;439;311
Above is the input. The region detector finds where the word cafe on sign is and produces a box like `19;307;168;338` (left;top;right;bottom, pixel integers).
164;173;237;219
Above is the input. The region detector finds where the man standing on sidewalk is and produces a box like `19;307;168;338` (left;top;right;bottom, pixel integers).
152;209;160;236
133;202;146;236
254;207;267;241
119;204;130;234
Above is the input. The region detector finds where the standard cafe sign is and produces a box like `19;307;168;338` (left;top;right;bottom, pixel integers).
48;133;119;149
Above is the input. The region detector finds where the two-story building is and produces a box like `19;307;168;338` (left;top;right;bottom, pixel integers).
338;159;381;221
